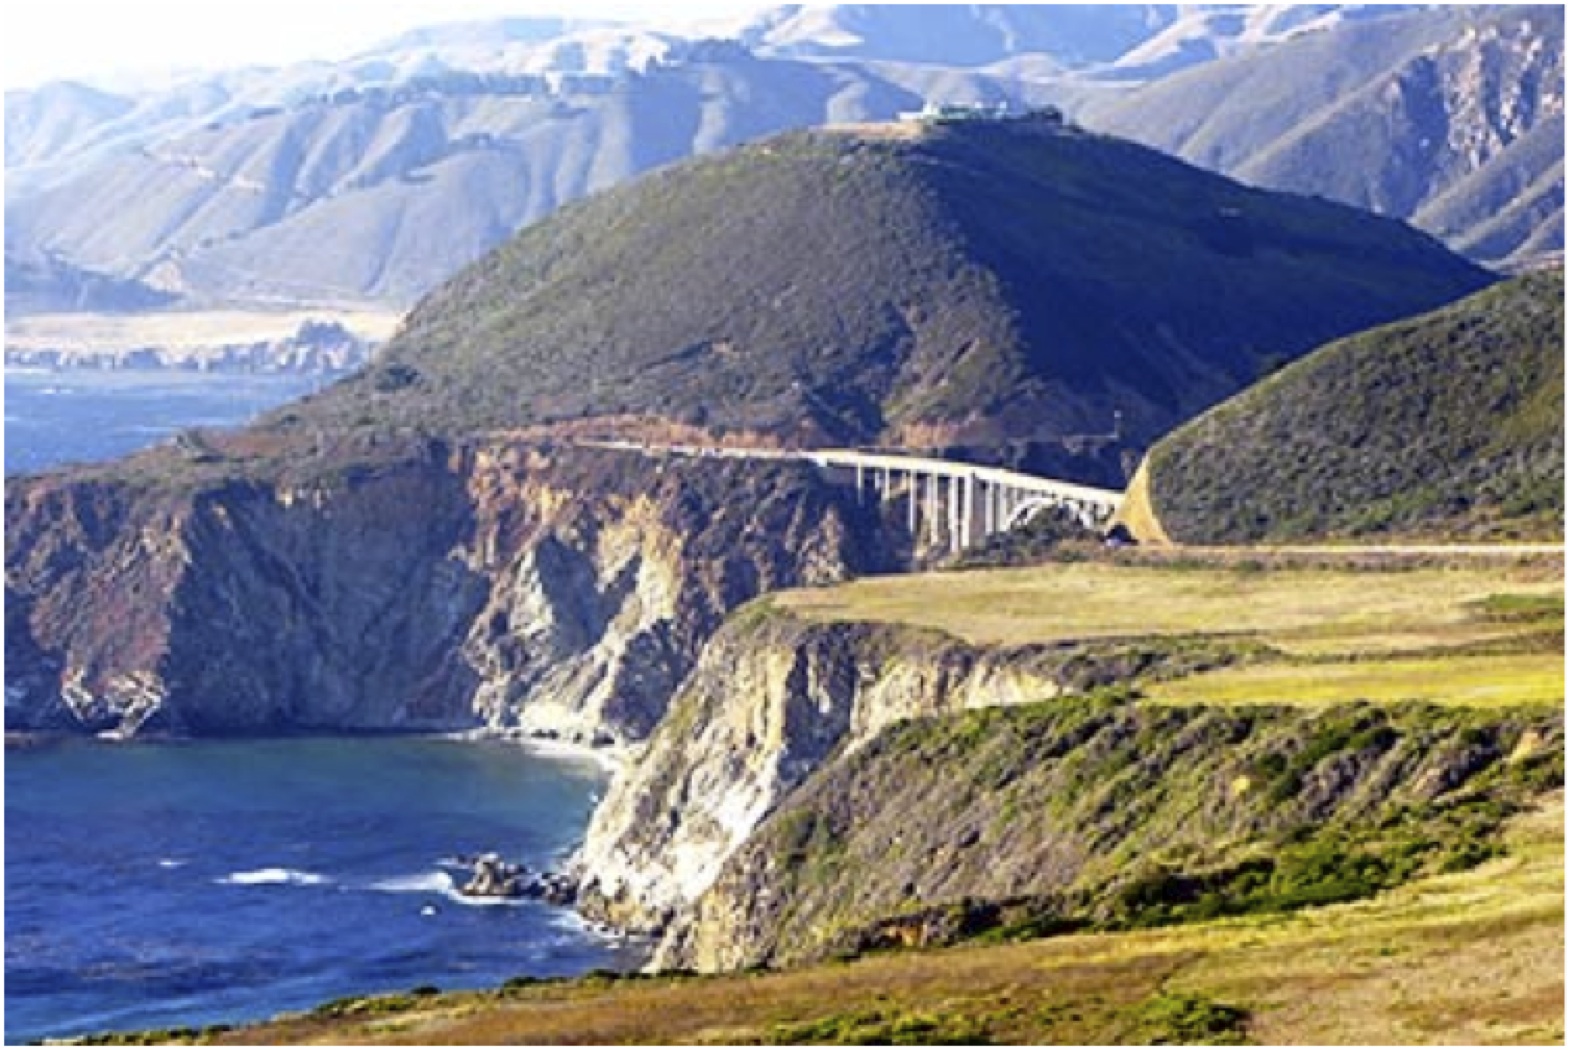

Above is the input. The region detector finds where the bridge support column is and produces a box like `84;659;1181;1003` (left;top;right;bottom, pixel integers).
954;476;964;551
953;467;966;549
925;472;939;546
946;475;958;555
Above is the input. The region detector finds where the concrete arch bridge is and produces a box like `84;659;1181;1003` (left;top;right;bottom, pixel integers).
588;441;1124;555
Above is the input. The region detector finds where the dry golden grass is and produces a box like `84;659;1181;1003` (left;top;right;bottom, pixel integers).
1177;793;1565;1046
776;560;1560;655
1111;459;1172;545
1147;651;1564;709
217;795;1564;1046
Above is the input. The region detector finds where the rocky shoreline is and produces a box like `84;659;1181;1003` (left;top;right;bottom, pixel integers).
4;319;377;376
4;440;895;740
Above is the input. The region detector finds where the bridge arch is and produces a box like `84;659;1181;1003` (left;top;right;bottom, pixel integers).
1004;495;1103;532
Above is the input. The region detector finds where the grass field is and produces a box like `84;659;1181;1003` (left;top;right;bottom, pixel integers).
160;794;1560;1046
1146;651;1564;709
777;555;1563;712
775;557;1562;655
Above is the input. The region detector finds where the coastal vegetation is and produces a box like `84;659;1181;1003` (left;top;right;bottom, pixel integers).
263;121;1487;462
1132;270;1565;543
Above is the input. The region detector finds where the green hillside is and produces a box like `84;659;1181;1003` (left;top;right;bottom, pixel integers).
1133;269;1564;543
274;120;1490;464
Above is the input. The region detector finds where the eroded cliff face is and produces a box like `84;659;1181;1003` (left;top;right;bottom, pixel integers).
457;445;886;744
668;699;1561;972
572;613;1212;942
573;609;1562;973
4;442;887;740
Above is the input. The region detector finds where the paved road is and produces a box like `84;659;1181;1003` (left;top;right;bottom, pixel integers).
1172;544;1564;558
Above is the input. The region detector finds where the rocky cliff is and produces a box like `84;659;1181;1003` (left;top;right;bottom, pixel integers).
573;612;1256;941
3;441;890;740
574;608;1563;972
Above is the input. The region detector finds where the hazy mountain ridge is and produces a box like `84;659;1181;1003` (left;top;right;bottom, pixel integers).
8;57;944;306
736;3;1423;76
9;4;1468;310
3;248;176;314
1093;5;1564;268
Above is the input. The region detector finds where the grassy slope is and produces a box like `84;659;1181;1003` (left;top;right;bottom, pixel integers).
269;121;1490;453
133;794;1562;1046
1133;269;1565;544
699;687;1559;964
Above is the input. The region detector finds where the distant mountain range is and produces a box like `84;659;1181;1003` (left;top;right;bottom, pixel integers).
5;4;1560;313
1089;5;1564;269
4;246;176;314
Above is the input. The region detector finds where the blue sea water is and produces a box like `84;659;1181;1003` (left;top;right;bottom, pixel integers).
4;371;641;1042
5;737;638;1043
4;368;326;475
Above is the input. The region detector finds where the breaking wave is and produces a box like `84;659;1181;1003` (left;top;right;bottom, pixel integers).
216;867;331;887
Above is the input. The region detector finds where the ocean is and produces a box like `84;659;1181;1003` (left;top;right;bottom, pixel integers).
3;369;326;476
5;737;638;1043
3;369;641;1043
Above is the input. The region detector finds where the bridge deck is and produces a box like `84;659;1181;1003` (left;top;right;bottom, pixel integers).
802;449;1122;507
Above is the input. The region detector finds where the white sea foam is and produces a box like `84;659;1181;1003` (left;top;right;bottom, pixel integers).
516;736;625;774
443;890;526;908
156;858;187;869
367;868;536;908
217;867;330;887
368;871;455;894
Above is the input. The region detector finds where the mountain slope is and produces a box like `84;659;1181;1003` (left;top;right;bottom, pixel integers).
729;3;1422;78
6;57;939;305
1092;5;1565;268
273;119;1491;468
1125;269;1565;543
3;249;176;315
5;5;1449;309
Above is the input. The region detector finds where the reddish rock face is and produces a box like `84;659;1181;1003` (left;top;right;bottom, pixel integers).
4;440;894;740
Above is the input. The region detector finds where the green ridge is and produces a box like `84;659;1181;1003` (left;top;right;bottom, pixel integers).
1141;269;1564;542
272;121;1490;460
